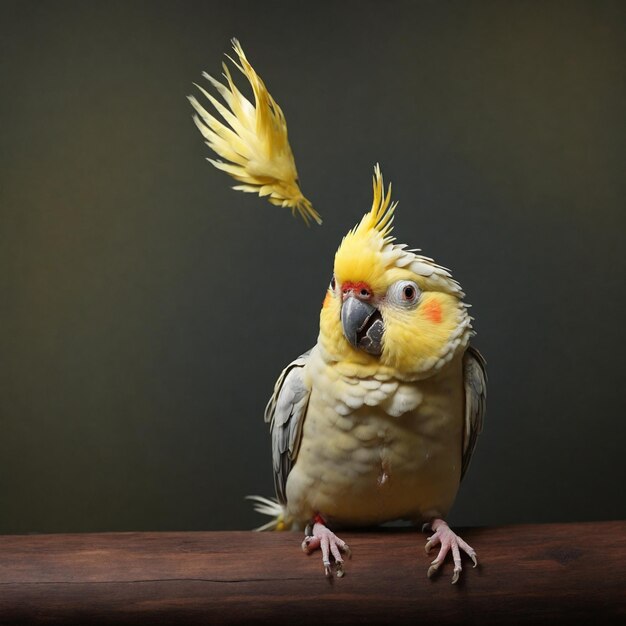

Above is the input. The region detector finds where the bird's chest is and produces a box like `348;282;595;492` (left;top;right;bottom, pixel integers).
286;368;464;525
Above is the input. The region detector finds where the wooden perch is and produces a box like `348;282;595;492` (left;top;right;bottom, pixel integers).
0;521;624;625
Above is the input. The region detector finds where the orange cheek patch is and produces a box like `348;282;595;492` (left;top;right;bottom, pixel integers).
423;299;443;323
322;292;332;309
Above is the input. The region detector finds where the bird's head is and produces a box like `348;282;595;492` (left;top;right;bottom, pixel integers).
319;165;472;380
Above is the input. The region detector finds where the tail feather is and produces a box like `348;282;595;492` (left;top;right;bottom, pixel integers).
245;495;295;531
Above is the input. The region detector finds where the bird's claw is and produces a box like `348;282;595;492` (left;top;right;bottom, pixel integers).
427;560;440;578
423;519;477;584
301;536;313;553
451;566;461;585
302;521;350;578
323;558;345;578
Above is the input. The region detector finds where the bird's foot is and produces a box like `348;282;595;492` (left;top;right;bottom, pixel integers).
424;518;477;584
302;520;351;578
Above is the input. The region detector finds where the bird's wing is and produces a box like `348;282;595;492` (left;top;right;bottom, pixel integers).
264;350;312;504
461;346;487;480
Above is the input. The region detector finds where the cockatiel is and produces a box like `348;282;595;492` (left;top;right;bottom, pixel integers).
190;40;486;583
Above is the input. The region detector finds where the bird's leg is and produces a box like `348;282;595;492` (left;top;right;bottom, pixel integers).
424;518;478;584
301;514;351;577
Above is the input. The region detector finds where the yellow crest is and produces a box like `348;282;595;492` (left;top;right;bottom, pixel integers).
333;165;398;294
351;163;397;242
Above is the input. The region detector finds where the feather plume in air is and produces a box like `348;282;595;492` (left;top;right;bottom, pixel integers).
188;39;321;225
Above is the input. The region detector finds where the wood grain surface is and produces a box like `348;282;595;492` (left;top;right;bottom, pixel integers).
0;521;624;625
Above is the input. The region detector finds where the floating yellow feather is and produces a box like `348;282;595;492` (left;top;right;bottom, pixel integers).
189;39;321;225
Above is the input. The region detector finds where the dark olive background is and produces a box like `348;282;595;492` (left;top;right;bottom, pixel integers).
1;0;624;533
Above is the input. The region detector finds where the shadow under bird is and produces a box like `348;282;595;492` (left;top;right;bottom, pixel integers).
189;39;487;583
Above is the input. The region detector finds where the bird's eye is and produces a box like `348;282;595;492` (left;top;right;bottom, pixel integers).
387;280;421;309
330;276;336;290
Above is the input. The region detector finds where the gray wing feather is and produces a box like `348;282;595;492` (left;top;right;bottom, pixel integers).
264;350;312;505
461;346;487;480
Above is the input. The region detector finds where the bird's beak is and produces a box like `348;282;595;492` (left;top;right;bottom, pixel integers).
341;297;384;356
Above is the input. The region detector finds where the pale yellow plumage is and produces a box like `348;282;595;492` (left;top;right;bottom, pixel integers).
285;344;465;527
254;165;485;582
278;168;472;526
189;39;320;225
